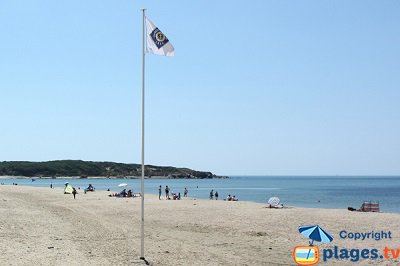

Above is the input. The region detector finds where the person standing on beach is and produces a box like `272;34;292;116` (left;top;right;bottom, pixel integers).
72;188;77;199
158;185;162;200
215;191;218;200
184;187;188;197
165;185;170;200
209;190;214;200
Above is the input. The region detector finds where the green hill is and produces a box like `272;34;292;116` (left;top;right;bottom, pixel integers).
0;160;226;179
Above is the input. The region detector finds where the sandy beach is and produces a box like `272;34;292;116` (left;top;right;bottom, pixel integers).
1;185;399;265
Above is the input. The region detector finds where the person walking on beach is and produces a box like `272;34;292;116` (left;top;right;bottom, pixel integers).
158;185;162;200
72;187;77;199
209;190;214;200
215;191;218;200
165;185;170;200
184;187;188;197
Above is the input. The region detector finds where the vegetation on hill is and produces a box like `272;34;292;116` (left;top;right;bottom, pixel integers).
0;160;225;179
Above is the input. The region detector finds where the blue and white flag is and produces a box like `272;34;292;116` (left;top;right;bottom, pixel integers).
145;16;174;56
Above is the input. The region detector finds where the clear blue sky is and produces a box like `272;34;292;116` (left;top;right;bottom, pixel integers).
1;0;399;175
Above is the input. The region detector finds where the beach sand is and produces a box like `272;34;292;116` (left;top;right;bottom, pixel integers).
0;186;399;265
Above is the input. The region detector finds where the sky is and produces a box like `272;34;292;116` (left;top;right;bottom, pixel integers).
1;1;399;176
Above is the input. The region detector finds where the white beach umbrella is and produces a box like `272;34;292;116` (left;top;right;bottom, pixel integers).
118;183;128;187
268;197;280;207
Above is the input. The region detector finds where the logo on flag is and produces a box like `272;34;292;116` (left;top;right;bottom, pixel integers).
145;16;174;56
150;28;169;49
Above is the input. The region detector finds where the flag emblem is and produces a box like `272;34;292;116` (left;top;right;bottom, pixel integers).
145;16;174;56
150;28;169;49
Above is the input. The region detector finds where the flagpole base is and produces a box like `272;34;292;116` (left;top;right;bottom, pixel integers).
133;257;150;265
140;257;149;265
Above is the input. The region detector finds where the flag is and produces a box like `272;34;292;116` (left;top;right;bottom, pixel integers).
145;16;174;56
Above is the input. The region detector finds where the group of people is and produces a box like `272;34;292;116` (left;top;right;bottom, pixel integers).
209;190;238;201
158;185;188;200
209;190;219;200
61;182;240;202
108;189;134;198
226;194;238;201
158;186;238;202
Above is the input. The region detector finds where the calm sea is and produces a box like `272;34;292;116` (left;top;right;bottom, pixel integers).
2;176;400;213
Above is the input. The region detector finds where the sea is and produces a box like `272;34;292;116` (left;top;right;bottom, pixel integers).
2;176;400;213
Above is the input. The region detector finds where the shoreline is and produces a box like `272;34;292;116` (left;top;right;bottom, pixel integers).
2;180;400;214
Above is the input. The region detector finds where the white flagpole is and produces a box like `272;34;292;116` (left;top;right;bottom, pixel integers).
140;7;146;261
